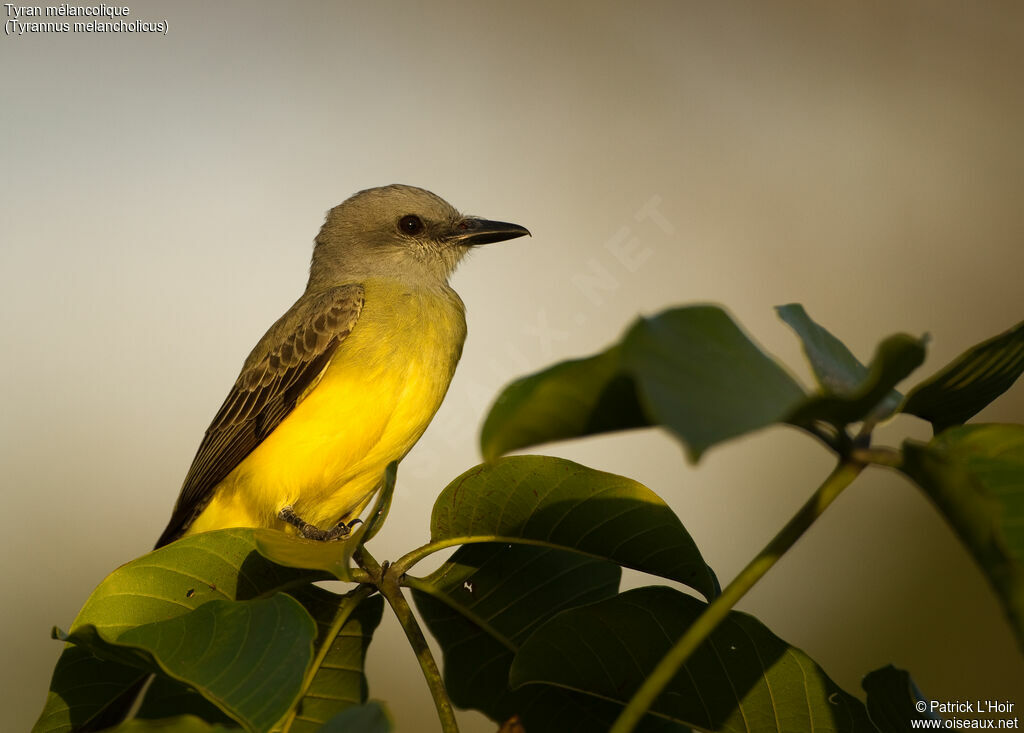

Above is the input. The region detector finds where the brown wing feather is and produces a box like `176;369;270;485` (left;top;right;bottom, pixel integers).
156;285;364;547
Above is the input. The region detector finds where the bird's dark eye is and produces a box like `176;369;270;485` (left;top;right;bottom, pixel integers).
398;214;424;235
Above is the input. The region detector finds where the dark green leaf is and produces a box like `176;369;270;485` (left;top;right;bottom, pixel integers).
134;588;383;731
104;715;239;732
623;306;807;460
34;529;328;733
65;595;316;732
135;676;236;726
481;305;806;462
777;304;926;424
901;423;1024;647
132;587;384;731
429;455;718;599
481;345;650;461
32;647;150;733
862;665;938;732
902;320;1024;432
777;304;871;394
786;334;926;428
511;586;874;732
412;544;680;732
316;701;393;732
286;588;384;732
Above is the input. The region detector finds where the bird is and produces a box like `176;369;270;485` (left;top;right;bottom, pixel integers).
155;184;529;548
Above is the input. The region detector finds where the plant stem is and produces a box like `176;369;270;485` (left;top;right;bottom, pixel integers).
850;446;902;468
393;535;586;576
609;459;865;733
378;567;460;733
348;567;374;584
796;420;848;454
359;548;458;732
392;539;464;575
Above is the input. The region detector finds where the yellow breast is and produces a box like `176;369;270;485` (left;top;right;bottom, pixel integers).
186;278;467;535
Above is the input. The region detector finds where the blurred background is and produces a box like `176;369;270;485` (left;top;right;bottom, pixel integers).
2;1;1022;730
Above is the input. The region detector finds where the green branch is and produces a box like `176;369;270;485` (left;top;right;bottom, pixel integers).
393;536;621;576
358;547;459;733
609;459;866;733
381;570;459;732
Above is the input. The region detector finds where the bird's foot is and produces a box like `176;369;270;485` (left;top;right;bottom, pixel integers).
278;506;361;541
324;517;361;540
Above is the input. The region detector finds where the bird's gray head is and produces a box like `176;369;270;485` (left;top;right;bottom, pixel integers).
308;184;529;290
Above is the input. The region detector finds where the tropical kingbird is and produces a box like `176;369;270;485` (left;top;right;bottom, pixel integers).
155;185;529;548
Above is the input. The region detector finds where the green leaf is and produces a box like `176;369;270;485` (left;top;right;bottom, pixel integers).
510;586;874;732
253;531;355;582
427;455;718;600
777;304;872;394
902;319;1024;432
786;334;927;429
135;676;236;726
33;647;151;733
133;588;383;731
411;544;680;732
104;715;240;732
480;345;650;461
623;306;807;460
862;665;938;732
481;305;807;462
75;528;327;632
286;588;384;732
34;529;328;733
900;423;1024;647
65;594;316;732
777;304;926;424
316;701;393;732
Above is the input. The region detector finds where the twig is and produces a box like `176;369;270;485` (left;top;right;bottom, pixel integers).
609;459;865;733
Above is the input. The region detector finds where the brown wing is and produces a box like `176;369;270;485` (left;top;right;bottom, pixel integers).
155;284;364;547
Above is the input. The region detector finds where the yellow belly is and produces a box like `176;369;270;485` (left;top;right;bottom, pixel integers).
186;279;466;535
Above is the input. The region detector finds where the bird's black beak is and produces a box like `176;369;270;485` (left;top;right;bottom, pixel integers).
450;218;531;246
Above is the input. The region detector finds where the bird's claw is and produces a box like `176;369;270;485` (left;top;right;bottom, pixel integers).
278;505;354;541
